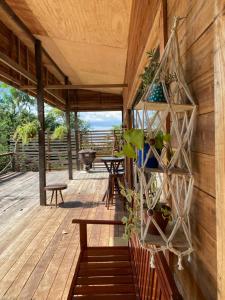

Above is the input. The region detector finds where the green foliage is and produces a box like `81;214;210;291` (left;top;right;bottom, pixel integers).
0;83;91;153
137;49;177;102
140;49;160;94
13;120;40;145
120;184;141;240
117;129;144;159
120;175;172;240
0;83;37;152
51;125;67;140
154;131;171;150
154;203;173;222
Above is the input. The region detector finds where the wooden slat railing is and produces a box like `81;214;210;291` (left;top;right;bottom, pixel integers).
130;234;182;300
0;152;15;175
9;129;123;171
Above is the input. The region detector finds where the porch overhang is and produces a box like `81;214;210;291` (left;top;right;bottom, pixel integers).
0;0;130;112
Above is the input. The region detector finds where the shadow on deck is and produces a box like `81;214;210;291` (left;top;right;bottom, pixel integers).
0;170;125;299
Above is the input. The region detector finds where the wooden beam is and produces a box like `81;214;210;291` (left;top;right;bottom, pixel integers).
35;39;46;206
21;83;128;90
0;51;36;83
65;76;73;180
0;51;65;105
215;1;225;299
74;111;80;170
0;69;21;86
0;0;65;81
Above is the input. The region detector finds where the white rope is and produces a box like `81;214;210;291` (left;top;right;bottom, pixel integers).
133;16;197;269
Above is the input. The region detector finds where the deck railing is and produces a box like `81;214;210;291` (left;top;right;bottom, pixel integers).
9;129;122;171
0;152;15;175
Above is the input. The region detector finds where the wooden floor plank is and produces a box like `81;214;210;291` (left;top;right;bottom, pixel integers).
0;170;126;300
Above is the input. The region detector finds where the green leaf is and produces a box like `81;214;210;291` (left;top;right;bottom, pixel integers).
163;133;171;142
129;129;144;150
122;143;136;159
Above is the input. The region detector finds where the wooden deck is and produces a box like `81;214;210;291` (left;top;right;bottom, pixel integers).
0;170;125;300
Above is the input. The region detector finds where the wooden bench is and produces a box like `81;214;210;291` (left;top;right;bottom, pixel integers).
68;219;182;300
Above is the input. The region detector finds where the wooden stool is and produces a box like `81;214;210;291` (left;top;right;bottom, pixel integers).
104;172;126;209
44;184;67;207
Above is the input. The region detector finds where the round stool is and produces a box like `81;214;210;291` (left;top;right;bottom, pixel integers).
44;184;67;207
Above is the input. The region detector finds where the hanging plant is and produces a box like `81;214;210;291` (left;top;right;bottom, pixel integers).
147;130;171;151
13;120;40;145
137;49;177;103
51;125;67;140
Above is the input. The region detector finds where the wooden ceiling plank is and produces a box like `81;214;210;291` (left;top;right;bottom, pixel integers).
5;0;132;94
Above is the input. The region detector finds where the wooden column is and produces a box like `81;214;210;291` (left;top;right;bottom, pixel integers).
125;109;133;187
65;77;73;179
74;111;80;170
215;1;225;299
35;39;46;206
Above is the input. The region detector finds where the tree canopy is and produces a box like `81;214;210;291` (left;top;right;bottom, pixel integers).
0;83;90;152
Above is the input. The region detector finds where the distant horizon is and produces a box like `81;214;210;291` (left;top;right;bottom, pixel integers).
79;111;122;130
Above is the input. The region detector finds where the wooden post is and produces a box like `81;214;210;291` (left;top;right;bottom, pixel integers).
79;223;87;251
35;39;46;206
215;1;225;299
125;109;133;187
47;132;51;171
65;76;73;179
74;111;80;170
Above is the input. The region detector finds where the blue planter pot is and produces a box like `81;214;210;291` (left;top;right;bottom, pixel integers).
147;83;166;103
137;143;159;168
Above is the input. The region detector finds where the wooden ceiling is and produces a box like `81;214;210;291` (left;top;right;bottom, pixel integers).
5;0;132;95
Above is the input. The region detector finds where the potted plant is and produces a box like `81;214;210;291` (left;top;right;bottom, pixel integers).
138;130;171;169
120;181;172;238
116;128;171;169
138;50;177;103
143;202;172;235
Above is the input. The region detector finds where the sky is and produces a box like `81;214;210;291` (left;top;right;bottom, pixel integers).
79;111;122;130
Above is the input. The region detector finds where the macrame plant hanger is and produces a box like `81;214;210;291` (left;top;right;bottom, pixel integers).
134;16;197;270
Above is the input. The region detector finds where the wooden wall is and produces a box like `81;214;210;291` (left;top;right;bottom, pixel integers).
124;0;225;299
166;1;218;299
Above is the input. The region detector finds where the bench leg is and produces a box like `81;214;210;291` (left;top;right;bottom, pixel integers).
50;190;54;205
60;190;64;203
55;190;58;207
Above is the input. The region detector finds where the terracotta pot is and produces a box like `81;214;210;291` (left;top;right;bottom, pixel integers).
144;204;171;236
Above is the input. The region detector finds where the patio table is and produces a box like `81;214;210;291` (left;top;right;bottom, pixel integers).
101;156;125;209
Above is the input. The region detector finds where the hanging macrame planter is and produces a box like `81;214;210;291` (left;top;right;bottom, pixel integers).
133;16;197;270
